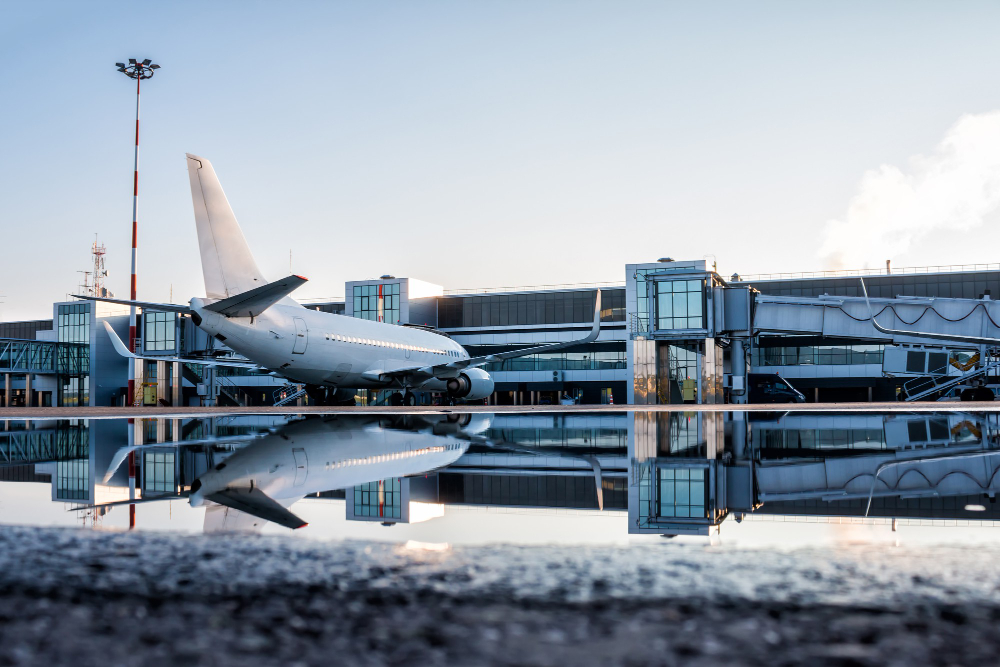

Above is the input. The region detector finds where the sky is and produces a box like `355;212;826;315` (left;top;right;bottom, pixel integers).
4;1;1000;320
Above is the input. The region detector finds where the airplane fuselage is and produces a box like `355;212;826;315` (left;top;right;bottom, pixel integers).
190;418;470;507
192;298;477;393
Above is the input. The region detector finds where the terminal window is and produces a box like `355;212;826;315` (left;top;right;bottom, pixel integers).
354;283;400;323
57;304;90;344
143;312;176;352
655;280;705;331
353;478;402;519
143;451;176;493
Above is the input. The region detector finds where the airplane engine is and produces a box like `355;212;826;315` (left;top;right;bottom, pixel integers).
445;368;495;401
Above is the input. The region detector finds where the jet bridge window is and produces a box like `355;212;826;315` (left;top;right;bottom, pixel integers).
657;467;707;519
655;280;705;331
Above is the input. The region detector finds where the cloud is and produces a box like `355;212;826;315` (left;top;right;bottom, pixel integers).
819;111;1000;269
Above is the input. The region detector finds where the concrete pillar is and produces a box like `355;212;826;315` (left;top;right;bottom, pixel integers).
868;386;873;402
24;374;32;408
172;362;181;407
3;373;9;408
156;361;168;406
156;418;166;443
814;387;820;403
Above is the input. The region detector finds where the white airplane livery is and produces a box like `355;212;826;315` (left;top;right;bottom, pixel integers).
89;415;485;530
83;154;601;405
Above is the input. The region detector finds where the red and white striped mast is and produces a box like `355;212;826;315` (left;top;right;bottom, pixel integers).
115;58;159;403
116;58;159;530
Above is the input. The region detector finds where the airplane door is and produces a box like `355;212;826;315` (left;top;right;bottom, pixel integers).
292;317;308;354
292;448;308;487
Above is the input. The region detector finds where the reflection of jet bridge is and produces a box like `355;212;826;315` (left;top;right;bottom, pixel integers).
754;448;1000;504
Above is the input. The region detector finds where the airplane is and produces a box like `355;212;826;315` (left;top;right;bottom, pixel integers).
78;154;603;406
81;414;482;531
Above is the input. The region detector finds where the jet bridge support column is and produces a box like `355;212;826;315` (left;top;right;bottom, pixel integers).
730;339;748;405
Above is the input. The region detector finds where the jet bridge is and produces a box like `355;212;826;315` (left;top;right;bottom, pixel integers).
753;293;1000;344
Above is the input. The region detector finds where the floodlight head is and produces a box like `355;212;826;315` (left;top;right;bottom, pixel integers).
128;58;136;64
115;62;125;68
150;64;160;69
142;59;151;66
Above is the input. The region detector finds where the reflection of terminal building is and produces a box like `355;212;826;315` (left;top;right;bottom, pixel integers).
4;412;1000;534
628;411;1000;536
6;263;1000;405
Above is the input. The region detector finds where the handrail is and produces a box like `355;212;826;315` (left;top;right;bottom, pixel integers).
740;263;1000;282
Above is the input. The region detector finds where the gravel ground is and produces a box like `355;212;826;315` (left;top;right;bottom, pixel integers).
0;527;998;666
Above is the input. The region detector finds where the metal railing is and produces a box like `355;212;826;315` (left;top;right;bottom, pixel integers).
739;263;1000;282
444;281;625;296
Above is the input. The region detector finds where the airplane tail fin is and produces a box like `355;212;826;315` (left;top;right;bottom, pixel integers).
186;154;268;300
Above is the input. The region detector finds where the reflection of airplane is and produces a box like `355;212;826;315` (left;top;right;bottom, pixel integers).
83;415;475;530
79;154;602;405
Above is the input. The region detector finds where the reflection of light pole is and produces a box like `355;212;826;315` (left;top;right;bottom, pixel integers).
115;58;160;403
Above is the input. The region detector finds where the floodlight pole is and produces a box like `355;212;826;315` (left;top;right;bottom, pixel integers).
116;58;159;531
115;59;160;406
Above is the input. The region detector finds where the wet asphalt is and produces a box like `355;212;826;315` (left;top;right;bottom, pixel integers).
0;527;998;666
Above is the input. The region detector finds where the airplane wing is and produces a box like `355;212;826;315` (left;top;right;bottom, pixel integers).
101;321;263;370
205;487;308;529
382;290;604;382
860;278;1000;345
72;295;191;314
204;274;308;317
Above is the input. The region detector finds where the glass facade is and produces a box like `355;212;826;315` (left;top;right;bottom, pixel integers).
143;451;176;493
756;427;887;450
655;279;705;331
57;304;89;343
657;467;707;518
353;479;402;519
354;283;400;323
58;376;89;407
470;343;626;372
143;312;176;352
438;289;625;329
438;473;627;510
752;344;884;367
56;458;89;501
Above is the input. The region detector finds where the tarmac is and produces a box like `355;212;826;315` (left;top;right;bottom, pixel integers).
1;401;999;420
0;526;999;666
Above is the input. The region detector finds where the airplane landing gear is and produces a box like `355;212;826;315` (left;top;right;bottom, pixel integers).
305;385;357;406
404;391;416;407
389;392;404;406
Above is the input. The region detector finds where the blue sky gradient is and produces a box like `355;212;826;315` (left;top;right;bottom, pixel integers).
3;1;1000;319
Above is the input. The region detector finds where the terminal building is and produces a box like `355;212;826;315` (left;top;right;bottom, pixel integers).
3;260;1000;407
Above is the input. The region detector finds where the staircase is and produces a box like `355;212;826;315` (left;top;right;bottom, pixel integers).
216;374;255;407
273;384;307;407
903;358;1000;401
